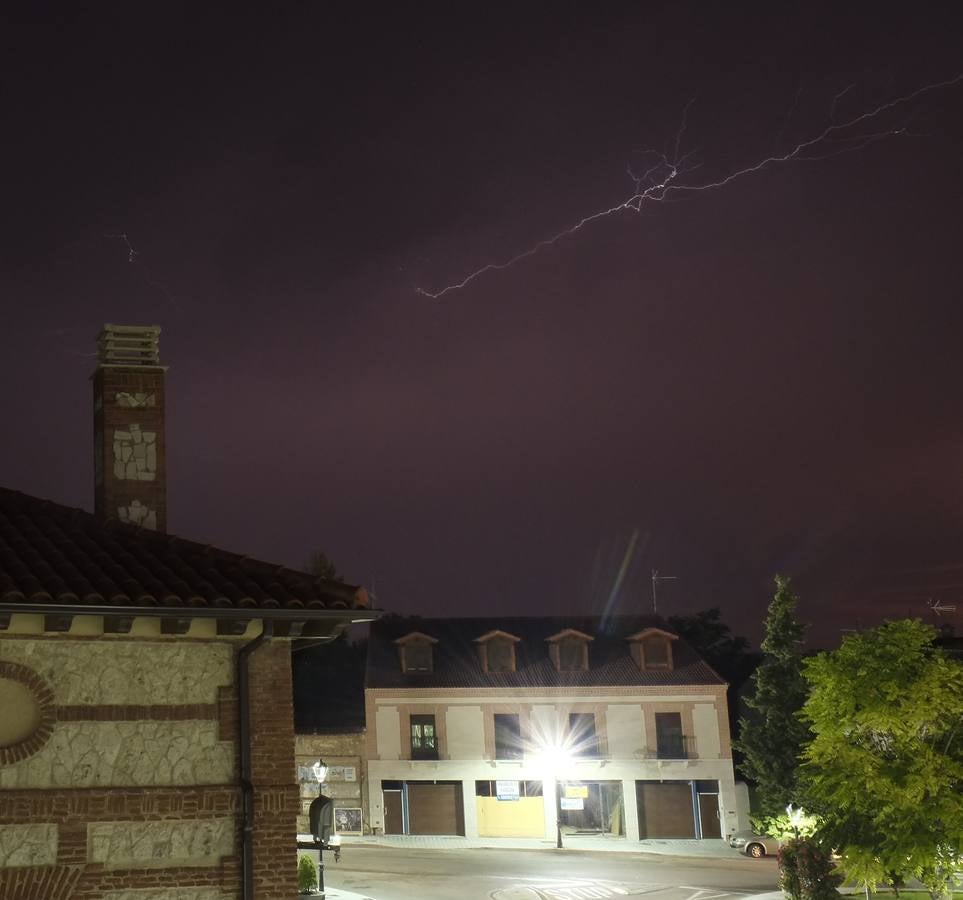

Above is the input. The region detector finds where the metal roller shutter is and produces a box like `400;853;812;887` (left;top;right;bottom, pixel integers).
407;782;465;835
636;782;696;839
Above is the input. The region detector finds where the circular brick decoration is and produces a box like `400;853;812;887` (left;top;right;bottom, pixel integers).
0;661;55;763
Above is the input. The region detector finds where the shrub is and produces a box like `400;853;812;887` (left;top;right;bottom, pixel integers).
779;838;841;900
779;839;803;900
297;854;318;893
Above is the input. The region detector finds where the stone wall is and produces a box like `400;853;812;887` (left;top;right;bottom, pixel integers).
0;632;299;899
294;731;366;834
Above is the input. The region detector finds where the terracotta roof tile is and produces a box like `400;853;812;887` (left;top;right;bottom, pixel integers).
0;487;367;614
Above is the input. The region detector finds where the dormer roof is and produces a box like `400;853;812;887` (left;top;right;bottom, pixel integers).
365;616;725;689
392;631;439;645
544;628;594;643
474;629;521;644
627;627;679;641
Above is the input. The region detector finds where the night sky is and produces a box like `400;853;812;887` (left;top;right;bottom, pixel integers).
3;3;963;646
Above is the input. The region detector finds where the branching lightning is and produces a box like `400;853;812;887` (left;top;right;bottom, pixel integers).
416;73;963;300
105;232;140;264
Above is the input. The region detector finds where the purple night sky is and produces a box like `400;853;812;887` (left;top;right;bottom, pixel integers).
3;4;963;646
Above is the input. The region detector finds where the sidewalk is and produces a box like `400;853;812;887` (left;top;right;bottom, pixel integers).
321;888;376;900
341;834;738;858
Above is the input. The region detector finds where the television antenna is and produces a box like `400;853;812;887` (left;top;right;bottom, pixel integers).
651;569;677;615
928;598;957;617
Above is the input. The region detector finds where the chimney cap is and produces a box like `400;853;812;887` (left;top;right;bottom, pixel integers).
97;324;163;367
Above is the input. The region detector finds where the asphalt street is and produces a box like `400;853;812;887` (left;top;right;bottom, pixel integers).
322;845;780;900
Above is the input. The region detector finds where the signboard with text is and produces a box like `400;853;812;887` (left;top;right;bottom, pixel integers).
496;780;520;801
560;797;584;811
297;764;358;784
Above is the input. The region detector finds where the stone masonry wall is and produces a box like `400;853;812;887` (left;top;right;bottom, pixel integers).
0;636;240;899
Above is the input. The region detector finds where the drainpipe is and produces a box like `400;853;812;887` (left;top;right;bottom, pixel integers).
238;619;274;900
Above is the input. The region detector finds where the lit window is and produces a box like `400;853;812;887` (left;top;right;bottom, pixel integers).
569;712;599;757
494;713;522;759
410;714;437;759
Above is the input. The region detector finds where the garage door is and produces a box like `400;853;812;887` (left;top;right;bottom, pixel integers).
636;782;695;839
407;782;465;835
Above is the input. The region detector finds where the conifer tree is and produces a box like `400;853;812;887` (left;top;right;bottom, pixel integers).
737;575;810;818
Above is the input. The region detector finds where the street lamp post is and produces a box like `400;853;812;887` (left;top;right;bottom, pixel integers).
555;777;564;849
312;759;329;894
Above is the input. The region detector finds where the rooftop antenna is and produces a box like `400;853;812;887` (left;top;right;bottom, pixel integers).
927;597;958;617
651;569;677;615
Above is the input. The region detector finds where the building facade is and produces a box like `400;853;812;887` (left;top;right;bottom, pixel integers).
365;617;744;843
0;325;377;899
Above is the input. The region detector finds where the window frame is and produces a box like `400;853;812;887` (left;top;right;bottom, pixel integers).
568;711;600;758
486;638;515;673
654;711;686;759
409;713;438;760
402;640;433;673
493;712;523;760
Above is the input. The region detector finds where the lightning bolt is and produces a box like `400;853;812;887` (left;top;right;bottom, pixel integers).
105;232;140;263
416;72;963;300
102;232;183;313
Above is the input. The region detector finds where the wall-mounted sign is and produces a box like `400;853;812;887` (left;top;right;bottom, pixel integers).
495;780;520;801
297;764;357;784
564;785;588;799
560;798;584;811
334;807;363;835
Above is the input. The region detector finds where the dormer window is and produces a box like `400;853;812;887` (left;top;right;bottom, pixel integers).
474;630;520;674
628;628;677;671
393;631;439;673
545;629;593;672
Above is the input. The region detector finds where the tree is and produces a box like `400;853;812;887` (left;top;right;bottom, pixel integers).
801;619;963;899
668;607;754;684
736;575;810;819
305;551;341;581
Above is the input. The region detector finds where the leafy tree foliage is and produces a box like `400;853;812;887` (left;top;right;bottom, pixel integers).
801;619;963;898
292;633;367;730
736;575;810;818
667;607;754;685
306;551;341;581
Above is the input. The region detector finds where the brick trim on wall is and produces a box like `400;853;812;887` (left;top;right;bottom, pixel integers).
54;704;218;721
0;661;56;765
0;787;241;825
0;864;83;900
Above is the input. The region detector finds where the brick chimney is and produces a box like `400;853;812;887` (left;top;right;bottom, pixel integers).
92;324;167;532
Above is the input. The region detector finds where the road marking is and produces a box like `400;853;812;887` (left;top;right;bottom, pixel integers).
493;882;761;900
678;890;737;900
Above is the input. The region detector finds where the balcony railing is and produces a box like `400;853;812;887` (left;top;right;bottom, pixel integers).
651;735;695;760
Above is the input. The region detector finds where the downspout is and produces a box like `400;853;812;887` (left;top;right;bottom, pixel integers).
238;618;274;900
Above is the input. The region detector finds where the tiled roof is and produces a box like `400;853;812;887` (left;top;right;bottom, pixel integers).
0;487;368;619
366;616;725;689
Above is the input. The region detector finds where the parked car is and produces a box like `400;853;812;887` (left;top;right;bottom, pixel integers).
728;830;782;858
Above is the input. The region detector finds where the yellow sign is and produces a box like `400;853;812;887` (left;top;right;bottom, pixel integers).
564;785;588;799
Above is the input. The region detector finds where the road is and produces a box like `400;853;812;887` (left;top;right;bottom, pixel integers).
322;845;779;900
